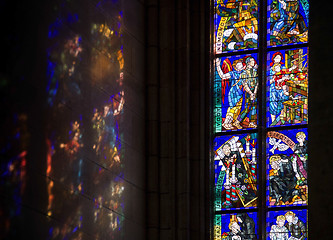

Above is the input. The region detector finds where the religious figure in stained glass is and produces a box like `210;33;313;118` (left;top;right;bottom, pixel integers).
237;56;258;128
284;211;307;240
268;0;309;46
267;129;308;207
269;215;289;240
267;48;308;126
215;213;258;240
214;0;258;53
267;210;307;240
214;54;258;132
214;134;257;210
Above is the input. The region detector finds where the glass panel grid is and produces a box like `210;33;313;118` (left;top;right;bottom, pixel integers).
212;1;308;239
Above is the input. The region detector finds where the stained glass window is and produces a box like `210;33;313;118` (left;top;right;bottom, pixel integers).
266;128;308;207
214;0;259;53
214;133;258;210
212;0;308;239
267;209;307;240
215;212;259;239
266;47;308;126
267;0;309;47
214;54;259;133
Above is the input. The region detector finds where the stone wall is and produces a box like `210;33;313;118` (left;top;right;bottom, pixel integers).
308;0;333;239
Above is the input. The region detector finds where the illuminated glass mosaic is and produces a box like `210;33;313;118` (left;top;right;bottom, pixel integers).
266;48;308;127
266;128;308;207
212;1;309;238
267;0;309;47
214;133;258;210
214;54;259;133
267;209;307;240
214;0;259;53
214;212;258;240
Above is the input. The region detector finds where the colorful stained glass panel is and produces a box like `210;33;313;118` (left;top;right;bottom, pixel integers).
214;0;259;53
214;212;258;240
214;133;258;210
266;128;308;207
214;54;259;133
267;0;309;47
267;209;308;240
266;47;308;127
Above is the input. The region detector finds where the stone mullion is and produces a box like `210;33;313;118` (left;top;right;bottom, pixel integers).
175;0;191;239
188;0;208;239
146;0;161;239
159;0;177;239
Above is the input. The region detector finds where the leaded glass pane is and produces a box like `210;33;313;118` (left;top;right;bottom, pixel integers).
266;47;308;127
212;1;309;237
266;128;308;207
214;54;259;133
214;0;259;53
267;0;309;47
214;133;258;210
214;212;259;240
267;209;308;240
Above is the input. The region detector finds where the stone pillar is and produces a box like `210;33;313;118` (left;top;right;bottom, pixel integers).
146;0;209;239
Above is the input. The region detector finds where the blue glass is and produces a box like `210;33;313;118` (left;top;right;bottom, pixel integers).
267;0;309;47
214;54;259;133
214;0;259;53
214;133;258;210
215;212;258;240
267;209;307;240
266;47;308;127
266;128;308;207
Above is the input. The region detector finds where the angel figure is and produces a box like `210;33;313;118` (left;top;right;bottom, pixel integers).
215;57;245;130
